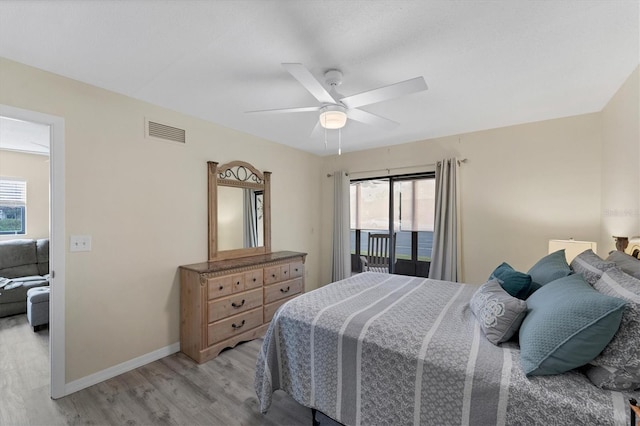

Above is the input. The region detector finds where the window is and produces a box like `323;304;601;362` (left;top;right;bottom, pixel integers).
0;177;27;235
350;173;435;276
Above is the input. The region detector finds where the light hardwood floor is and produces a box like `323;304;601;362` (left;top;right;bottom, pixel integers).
0;314;311;425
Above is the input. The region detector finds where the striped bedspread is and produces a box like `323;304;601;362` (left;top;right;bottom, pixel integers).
255;272;638;425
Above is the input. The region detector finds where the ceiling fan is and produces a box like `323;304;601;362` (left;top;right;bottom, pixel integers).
247;63;428;135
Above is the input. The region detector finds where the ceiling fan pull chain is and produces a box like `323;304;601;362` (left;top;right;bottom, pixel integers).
338;128;342;156
324;118;328;150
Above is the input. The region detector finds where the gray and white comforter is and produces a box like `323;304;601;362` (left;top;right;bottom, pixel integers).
255;272;639;425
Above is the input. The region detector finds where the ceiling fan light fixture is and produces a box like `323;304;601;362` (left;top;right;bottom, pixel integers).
319;105;347;129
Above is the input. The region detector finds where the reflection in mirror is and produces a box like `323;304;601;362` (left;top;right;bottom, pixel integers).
217;187;264;251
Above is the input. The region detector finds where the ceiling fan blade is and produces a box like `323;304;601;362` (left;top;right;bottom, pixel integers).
282;63;336;104
246;106;321;114
341;77;428;109
346;109;398;130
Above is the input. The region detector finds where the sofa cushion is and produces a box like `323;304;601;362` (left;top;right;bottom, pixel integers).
0;264;40;279
0;280;48;304
36;238;49;276
27;286;50;304
0;239;39;278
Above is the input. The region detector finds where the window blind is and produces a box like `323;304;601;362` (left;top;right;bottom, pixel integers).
0;177;27;207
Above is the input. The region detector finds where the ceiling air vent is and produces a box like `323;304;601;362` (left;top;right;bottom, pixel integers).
146;119;186;144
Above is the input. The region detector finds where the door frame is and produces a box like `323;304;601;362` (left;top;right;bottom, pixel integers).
0;104;66;398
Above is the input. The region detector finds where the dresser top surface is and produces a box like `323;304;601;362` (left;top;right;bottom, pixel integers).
180;251;307;274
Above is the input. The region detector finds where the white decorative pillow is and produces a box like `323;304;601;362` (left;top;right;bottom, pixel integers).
589;267;640;390
470;279;528;345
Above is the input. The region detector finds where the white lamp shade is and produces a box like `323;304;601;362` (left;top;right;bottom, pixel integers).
319;106;347;129
549;239;597;263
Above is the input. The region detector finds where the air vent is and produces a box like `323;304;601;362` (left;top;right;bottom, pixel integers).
146;119;186;144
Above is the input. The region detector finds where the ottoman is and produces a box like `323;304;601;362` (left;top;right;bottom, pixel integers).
26;286;50;331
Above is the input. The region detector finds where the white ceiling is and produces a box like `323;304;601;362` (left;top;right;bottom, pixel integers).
0;1;638;156
0;116;50;155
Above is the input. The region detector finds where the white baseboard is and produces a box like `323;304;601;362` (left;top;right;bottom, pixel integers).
63;342;180;396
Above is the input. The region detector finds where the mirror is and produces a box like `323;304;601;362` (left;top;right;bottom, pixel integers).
217;186;264;250
208;161;271;260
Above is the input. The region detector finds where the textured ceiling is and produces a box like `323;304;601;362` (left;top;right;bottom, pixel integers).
0;1;638;156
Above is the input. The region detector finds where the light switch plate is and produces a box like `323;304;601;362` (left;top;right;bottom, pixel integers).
70;235;92;252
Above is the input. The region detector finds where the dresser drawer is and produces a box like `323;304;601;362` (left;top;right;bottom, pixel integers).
207;273;245;299
289;261;304;278
264;277;303;304
244;269;263;290
279;264;291;282
264;262;299;284
264;294;298;323
207;276;234;299
264;265;280;285
208;288;262;323
230;273;245;293
208;307;263;345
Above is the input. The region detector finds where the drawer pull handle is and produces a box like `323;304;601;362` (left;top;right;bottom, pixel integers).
272;274;276;278
280;286;290;293
232;320;246;329
295;268;299;272
253;278;257;282
236;281;241;285
231;299;245;308
219;285;224;290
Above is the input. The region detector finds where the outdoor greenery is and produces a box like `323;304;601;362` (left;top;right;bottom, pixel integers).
0;206;25;234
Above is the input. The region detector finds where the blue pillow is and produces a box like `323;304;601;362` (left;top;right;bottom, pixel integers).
524;281;542;299
527;250;571;286
489;262;532;299
519;274;626;376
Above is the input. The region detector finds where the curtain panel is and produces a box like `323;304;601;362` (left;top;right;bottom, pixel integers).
332;171;351;281
428;158;461;282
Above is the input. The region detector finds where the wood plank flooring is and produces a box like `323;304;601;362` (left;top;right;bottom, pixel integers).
0;314;311;425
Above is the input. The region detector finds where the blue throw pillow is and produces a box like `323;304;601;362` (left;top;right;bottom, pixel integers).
489;262;532;299
527;249;571;286
519;274;626;376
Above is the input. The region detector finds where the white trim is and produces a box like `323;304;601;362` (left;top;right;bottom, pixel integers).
0;104;66;399
65;342;180;395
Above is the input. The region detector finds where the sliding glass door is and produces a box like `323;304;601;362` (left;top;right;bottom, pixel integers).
350;173;435;276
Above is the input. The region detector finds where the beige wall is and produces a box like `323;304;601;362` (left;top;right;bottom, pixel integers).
1;54;636;388
601;66;640;253
0;57;323;382
0;150;49;240
321;113;604;285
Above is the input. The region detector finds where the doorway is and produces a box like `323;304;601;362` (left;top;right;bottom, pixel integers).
0;104;65;398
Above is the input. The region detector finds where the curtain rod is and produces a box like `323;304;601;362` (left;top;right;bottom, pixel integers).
326;158;467;178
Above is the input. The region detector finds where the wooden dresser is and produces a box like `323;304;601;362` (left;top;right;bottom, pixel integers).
179;251;306;363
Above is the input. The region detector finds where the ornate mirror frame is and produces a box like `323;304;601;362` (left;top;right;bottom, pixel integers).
208;161;271;261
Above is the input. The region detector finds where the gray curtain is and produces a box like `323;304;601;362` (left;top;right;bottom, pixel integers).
243;189;258;248
428;158;461;282
332;171;351;281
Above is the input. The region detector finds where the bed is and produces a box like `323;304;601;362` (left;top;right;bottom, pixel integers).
255;249;640;425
